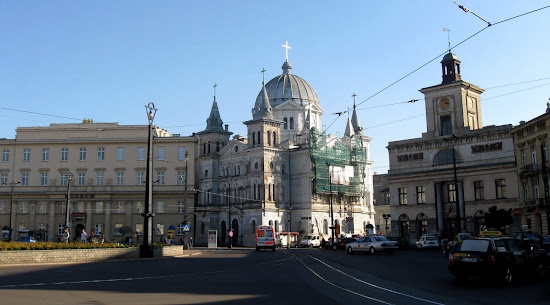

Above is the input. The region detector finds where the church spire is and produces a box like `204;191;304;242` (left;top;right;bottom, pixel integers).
344;117;355;138
205;84;224;131
252;69;273;120
351;93;363;136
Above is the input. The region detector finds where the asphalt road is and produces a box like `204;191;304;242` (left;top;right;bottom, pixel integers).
0;247;548;305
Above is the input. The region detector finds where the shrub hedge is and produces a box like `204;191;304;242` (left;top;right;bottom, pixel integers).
0;242;169;251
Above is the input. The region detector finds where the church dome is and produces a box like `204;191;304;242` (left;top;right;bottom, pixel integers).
255;60;320;107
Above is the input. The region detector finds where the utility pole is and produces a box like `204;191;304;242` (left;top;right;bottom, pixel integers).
183;152;190;249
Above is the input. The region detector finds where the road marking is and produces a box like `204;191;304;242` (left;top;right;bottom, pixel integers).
307;254;444;305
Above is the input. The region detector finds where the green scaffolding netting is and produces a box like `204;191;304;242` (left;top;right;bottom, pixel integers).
309;129;366;195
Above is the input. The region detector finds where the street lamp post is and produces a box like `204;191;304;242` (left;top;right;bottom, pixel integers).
65;172;73;236
142;102;157;258
182;151;190;250
451;134;461;235
326;163;335;244
382;213;391;236
3;181;20;241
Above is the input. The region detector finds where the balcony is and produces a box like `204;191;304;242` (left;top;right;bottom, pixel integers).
520;163;539;177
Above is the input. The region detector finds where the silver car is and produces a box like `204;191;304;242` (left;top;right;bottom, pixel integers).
346;235;398;255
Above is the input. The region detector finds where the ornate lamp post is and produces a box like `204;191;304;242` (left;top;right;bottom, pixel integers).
382;213;391;236
3;181;20;241
182;151;190;250
141;102;157;258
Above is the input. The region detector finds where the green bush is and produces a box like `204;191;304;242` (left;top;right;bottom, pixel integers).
0;241;130;251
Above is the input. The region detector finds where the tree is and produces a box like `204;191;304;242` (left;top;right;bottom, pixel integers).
119;226;132;242
484;206;513;232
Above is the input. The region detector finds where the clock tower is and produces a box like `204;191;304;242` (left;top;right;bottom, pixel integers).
420;51;484;137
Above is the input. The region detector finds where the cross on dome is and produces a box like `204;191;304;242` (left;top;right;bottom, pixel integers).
282;41;292;61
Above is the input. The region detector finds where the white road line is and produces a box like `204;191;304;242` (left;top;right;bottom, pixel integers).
308;255;445;305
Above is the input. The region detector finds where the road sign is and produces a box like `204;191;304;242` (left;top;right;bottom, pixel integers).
183;224;190;232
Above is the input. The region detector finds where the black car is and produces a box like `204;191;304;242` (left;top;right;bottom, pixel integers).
332;237;357;250
537;235;550;267
448;236;544;284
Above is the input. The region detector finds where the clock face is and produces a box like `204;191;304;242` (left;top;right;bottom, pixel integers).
439;97;450;109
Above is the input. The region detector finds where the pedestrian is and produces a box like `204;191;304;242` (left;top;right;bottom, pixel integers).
188;237;194;249
80;229;88;243
63;227;70;243
321;237;326;249
99;232;105;244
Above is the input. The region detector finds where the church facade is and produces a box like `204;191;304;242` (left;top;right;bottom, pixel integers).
194;58;375;247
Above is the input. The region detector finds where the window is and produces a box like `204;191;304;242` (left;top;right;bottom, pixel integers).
289;117;294;129
94;224;103;235
523;182;529;200
157;147;165;161
156;202;164;213
61;148;68;161
409;186;424;205
117;147;125;161
520;149;526;167
135;202;144;213
60;173;68;186
57;224;64;235
117;172;124;185
137;147;145;160
58;202;66;213
178;171;185;185
433;148;461;165
21;173;29;186
79;148;87;161
137;171;144;185
495;179;507;199
0;173;7;185
448;184;456;203
41;172;48;186
42;148;49;161
2;149;9;162
95;202;103;213
534;179;540;199
177;201;184;213
283;117;288;130
23;148;30;162
543;142;548;162
474;181;484;201
97;147;105;161
78;172;86;186
178;146;186;161
157;171;165;185
38;202;47;214
531;145;537;168
115;202;125;213
267;131;271;145
156;223;164;235
96;172;104;186
440;115;452;136
115;224;123;235
398;187;407;205
19;202;28;213
135;224;143;235
0;202;4;213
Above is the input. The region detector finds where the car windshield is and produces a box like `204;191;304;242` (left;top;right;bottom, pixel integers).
425;236;437;240
303;236;311;240
493;239;523;252
458;239;490;252
373;236;388;241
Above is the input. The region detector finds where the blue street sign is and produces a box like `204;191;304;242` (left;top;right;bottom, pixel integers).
183;224;190;232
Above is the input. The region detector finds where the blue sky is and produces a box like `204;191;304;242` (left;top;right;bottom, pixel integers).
1;1;549;173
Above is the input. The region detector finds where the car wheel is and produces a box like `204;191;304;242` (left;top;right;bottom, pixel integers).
369;247;376;255
503;268;513;284
347;247;353;254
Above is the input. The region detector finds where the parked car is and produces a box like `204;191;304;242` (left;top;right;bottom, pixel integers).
346;235;398;255
332;237;357;250
537;235;550;267
448;236;544;284
300;235;321;248
387;236;409;249
16;236;37;242
443;232;474;255
513;231;541;249
415;235;439;248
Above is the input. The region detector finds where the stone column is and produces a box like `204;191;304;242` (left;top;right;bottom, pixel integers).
105;201;111;240
48;201;56;241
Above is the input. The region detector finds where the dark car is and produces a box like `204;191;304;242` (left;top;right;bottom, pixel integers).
443;233;474;255
332;238;357;250
386;236;409;249
537;235;550;267
448;236;544;284
16;236;37;242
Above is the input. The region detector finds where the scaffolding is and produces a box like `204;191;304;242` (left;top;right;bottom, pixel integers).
309;128;367;196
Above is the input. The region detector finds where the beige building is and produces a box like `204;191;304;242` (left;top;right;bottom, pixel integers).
510;104;550;236
0;123;196;243
387;52;520;244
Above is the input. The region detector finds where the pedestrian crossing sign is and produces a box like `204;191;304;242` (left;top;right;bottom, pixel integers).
183;224;190;232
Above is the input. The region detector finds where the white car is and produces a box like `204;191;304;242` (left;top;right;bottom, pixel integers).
415;235;440;248
346;235;398;254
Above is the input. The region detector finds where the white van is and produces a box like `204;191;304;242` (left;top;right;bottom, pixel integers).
300;235;321;248
256;225;276;251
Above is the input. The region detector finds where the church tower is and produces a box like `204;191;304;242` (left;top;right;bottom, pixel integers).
420;51;484;138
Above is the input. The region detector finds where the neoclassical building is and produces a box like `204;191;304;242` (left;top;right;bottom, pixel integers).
194;58;375;246
387;51;520;244
0;123;196;242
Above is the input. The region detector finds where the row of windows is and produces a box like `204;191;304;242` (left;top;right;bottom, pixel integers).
398;179;507;205
0;170;186;186
1;147;187;163
520;142;548;168
0;201;186;214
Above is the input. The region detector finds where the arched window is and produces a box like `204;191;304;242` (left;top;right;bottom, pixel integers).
257;131;261;144
269;220;273;226
283;117;288;130
253;182;257;200
251;219;256;233
216;141;220;152
323;219;328;235
252;132;256;145
275;220;279;232
267;131;271;145
207;141;211;154
433;148;462;165
203;143;206;155
273;132;277;146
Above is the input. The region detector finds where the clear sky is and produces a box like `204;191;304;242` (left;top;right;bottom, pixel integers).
1;1;549;174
